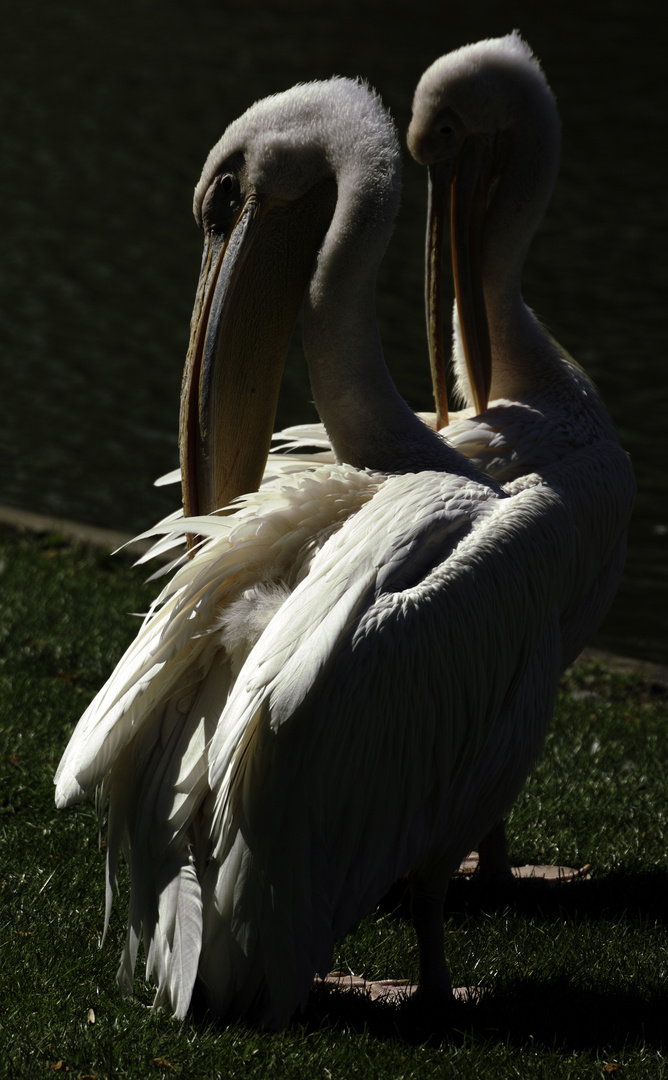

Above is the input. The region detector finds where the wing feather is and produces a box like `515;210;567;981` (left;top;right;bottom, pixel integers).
198;471;576;1023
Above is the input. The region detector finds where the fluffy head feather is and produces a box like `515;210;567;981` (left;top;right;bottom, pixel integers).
409;31;557;155
194;77;400;236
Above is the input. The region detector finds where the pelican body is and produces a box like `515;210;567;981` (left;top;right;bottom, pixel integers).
406;33;636;873
57;75;589;1026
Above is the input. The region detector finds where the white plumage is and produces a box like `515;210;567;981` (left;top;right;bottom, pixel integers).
54;70;618;1028
406;33;636;874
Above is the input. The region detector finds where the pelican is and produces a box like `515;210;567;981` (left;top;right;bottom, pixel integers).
264;36;636;881
56;76;585;1027
267;35;636;883
404;32;636;876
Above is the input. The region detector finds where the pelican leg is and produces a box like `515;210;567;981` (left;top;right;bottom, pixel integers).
408;872;452;1006
477;819;513;883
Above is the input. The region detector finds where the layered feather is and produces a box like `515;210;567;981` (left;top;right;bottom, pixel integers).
55;456;583;1024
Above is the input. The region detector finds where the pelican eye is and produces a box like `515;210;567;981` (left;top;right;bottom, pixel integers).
202;171;243;234
439;125;453;136
220;173;237;195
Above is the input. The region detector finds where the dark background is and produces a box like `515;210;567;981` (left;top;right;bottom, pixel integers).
1;0;665;661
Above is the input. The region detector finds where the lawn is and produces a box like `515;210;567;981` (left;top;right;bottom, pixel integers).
1;524;666;1079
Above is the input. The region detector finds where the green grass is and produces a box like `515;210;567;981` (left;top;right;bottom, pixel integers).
1;524;667;1079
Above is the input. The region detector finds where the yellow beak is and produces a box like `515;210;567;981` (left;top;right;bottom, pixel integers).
426;138;492;424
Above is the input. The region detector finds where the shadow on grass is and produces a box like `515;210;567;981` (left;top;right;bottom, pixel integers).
448;868;668;927
291;871;668;1052
300;975;668;1054
379;868;668;927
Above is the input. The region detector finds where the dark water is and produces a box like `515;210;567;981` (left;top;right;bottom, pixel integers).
1;0;666;663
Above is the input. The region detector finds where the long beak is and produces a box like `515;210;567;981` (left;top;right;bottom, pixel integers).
425;161;451;429
179;178;336;531
427;139;492;422
179;197;263;523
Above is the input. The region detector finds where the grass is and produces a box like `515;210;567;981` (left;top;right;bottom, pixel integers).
0;523;667;1079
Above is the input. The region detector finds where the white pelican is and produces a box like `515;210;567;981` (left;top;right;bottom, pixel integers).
268;35;636;883
56;76;585;1027
405;32;636;876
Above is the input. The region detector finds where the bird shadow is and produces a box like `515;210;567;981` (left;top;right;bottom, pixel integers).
380;866;668;927
300;974;668;1054
297;869;668;1053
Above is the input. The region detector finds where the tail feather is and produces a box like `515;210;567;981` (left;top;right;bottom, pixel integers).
196;769;339;1028
104;662;226;1012
148;856;203;1018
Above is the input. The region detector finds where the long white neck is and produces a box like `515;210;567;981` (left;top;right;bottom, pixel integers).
458;78;617;447
478;87;563;405
304;168;477;476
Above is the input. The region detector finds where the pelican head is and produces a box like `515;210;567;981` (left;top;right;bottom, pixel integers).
407;32;560;423
179;78;400;521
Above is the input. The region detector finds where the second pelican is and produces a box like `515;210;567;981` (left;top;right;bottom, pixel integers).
407;33;636;877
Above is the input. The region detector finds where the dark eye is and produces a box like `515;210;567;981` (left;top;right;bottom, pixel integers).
201;171;242;233
440;125;453;136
